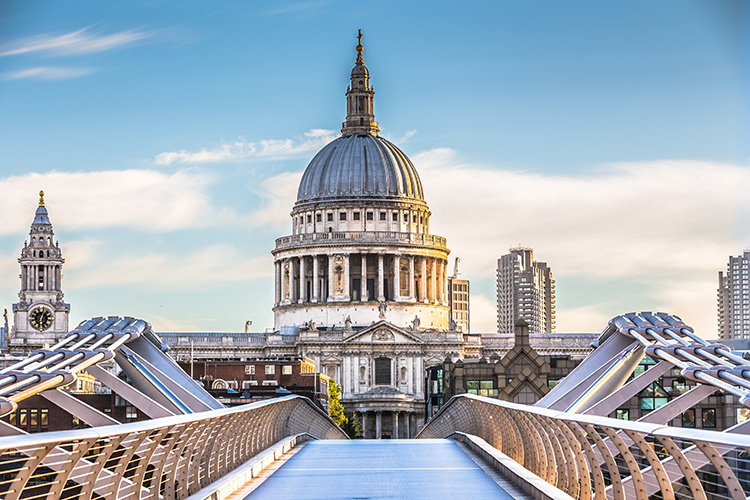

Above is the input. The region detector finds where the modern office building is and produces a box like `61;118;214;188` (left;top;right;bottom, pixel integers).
448;277;469;333
718;250;750;339
496;247;555;334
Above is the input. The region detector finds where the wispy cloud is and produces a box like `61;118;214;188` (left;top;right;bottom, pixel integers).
0;169;237;235
0;27;152;57
154;129;338;165
3;66;94;80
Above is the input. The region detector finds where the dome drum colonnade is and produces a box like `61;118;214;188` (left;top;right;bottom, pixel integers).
272;30;451;330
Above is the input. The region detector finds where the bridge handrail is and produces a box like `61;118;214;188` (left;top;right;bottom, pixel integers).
0;395;347;499
419;394;750;500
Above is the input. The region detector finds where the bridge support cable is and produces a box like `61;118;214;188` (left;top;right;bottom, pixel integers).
419;394;750;500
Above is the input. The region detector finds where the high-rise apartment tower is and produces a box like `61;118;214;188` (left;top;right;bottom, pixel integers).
718;250;750;339
497;247;555;334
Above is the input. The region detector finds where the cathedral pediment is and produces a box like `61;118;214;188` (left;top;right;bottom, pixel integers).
343;321;424;344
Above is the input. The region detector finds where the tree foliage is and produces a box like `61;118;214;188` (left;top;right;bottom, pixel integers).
328;382;347;427
328;382;363;438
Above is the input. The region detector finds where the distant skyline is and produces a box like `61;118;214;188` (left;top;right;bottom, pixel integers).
0;1;746;335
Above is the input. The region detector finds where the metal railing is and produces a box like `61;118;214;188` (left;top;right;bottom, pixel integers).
0;395;346;500
419;394;750;500
274;230;448;250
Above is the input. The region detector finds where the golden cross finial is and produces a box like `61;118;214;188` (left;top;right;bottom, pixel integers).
356;29;364;65
38;190;45;207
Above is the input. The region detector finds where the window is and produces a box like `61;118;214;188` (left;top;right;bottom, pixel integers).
702;408;716;428
327;213;333;222
265;365;276;375
366;212;373;221
29;409;38;432
392;213;398;222
466;380;497;397
316;213;322;222
353;212;360;221
307;214;312;223
681;409;696;427
380;212;386;221
615;409;629;420
245;365;255;375
375;358;391;385
282;365;292;375
126;406;138;421
340;212;347;221
639;381;669;413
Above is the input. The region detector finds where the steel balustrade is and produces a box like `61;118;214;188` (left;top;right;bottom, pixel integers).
0;395;347;500
418;394;750;500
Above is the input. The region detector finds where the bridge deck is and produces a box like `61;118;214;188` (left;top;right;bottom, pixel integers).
244;438;520;499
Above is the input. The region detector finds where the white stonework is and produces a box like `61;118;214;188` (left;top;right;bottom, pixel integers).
11;192;70;351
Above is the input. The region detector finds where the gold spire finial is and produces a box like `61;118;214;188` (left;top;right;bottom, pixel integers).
38;190;45;207
356;29;364;66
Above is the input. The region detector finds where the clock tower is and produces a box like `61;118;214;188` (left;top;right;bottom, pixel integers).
11;191;70;351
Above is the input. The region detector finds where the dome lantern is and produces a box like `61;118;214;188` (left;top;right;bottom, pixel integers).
342;30;380;137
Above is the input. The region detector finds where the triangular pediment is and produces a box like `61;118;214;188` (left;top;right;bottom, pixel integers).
343;321;424;344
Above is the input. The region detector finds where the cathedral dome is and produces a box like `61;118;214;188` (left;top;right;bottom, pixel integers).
295;134;425;206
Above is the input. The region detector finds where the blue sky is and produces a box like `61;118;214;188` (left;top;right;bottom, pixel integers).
0;0;746;335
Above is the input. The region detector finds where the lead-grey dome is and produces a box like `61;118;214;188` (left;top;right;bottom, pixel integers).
295;134;425;206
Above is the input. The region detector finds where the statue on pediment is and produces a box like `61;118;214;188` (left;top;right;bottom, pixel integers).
344;315;353;331
411;315;421;331
378;301;387;320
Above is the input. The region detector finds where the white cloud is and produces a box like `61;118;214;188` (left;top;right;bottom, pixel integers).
155;129;338;165
414;149;749;334
0;169;236;235
0;27;151;57
469;292;497;332
247;171;303;230
3;66;94;80
66;244;272;292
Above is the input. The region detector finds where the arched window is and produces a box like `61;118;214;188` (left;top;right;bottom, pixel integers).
400;366;407;382
359;365;366;382
374;358;391;386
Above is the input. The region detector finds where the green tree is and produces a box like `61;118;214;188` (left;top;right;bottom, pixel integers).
341;412;363;439
328;382;347;427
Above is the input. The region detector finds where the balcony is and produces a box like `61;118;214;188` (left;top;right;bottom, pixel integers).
275;231;448;251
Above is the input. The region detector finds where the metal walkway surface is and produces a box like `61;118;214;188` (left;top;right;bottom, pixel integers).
244;439;518;500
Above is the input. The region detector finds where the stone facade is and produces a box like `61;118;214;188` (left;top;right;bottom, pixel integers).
11;192;70;352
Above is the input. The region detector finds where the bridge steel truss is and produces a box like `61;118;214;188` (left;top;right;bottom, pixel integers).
0;395;346;500
420;311;750;500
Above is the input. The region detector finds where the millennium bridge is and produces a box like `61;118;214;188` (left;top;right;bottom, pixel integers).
0;312;747;499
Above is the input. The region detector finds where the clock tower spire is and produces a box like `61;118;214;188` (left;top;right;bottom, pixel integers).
11;192;69;351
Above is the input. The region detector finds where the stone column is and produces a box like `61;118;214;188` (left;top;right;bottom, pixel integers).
393;254;400;301
274;261;280;306
420;257;428;303
327;254;334;301
430;258;437;304
377;254;385;301
393;411;400;439
405;412;411;438
376;411;382;439
409;255;416;301
360;253;367;301
312;256;319;303
361;411;367;438
298;256;306;303
344;253;351;300
285;258;292;304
